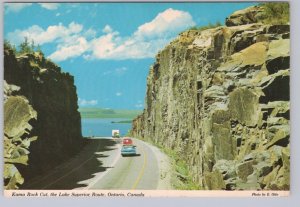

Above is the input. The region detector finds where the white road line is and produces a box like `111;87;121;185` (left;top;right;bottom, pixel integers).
83;143;122;189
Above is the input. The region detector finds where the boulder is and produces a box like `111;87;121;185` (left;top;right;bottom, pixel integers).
204;170;226;190
225;6;264;26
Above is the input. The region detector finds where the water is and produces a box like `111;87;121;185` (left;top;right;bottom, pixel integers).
81;118;132;137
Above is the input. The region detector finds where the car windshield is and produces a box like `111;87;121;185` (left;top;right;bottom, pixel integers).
123;145;133;148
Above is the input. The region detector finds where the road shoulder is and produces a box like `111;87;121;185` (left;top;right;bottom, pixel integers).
138;139;173;190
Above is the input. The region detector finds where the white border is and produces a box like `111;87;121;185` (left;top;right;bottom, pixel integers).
4;190;290;197
1;0;300;206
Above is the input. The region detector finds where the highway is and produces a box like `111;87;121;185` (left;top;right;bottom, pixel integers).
22;138;163;190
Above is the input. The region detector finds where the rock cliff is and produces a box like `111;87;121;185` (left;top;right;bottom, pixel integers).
4;47;84;189
131;4;290;190
4;81;37;189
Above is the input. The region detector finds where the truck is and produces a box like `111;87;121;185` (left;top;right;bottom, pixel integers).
112;129;120;138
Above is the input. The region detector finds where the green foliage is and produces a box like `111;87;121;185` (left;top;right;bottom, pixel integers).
151;141;202;190
36;44;44;55
259;2;289;24
4;38;44;56
19;37;33;54
188;21;223;32
189;26;198;30
4;39;17;54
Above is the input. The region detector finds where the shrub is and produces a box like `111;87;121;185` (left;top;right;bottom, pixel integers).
189;21;223;32
259;2;289;24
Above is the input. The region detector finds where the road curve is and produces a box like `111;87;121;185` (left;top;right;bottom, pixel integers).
22;137;161;190
88;138;159;190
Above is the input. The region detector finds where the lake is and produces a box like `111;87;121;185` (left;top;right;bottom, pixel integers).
81;118;132;137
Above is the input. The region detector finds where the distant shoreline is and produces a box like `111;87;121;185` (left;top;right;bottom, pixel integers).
79;108;141;119
111;120;132;124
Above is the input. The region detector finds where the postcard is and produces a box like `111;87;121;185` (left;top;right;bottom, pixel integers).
3;1;290;197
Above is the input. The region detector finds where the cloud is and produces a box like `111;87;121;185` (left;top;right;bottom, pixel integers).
86;8;195;60
102;25;113;33
5;3;32;13
135;103;144;108
5;3;60;13
7;22;85;62
84;28;97;38
39;3;60;10
116;92;122;96
48;37;89;62
7;8;195;62
115;67;127;74
7;22;83;46
102;67;127;76
135;100;144;108
102;70;113;76
87;32;165;60
134;8;195;39
78;98;98;106
85;31;119;60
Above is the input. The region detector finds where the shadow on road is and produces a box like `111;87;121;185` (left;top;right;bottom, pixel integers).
21;139;118;190
122;153;141;157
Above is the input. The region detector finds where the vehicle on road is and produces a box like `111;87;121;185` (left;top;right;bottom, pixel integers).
122;137;133;145
112;129;120;138
121;145;137;156
121;137;136;156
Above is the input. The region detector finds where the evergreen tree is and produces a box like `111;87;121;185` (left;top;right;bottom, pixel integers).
19;37;33;54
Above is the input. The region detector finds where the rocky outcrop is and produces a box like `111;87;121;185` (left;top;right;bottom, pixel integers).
226;5;264;26
4;48;83;188
4;81;37;189
131;5;290;190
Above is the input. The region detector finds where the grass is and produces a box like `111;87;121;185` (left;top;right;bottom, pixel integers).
79;108;142;119
142;138;202;190
163;147;201;190
259;2;289;24
188;21;222;32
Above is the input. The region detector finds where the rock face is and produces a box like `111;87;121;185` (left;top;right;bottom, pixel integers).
4;81;37;189
131;6;290;190
4;48;83;188
225;5;264;26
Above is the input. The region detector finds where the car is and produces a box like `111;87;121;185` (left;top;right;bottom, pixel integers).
121;145;136;156
122;137;133;145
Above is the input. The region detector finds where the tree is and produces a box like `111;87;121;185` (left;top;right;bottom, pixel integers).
36;44;44;56
4;39;17;54
30;39;35;53
19;37;33;54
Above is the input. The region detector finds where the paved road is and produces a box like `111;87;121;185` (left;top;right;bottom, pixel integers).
22;138;160;190
87;138;159;190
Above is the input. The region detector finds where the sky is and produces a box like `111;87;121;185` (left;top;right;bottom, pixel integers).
4;2;255;110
